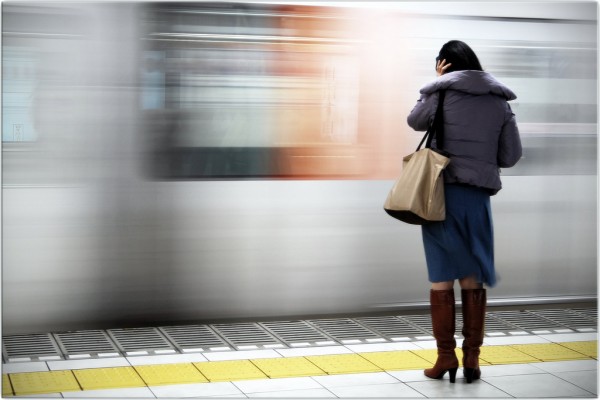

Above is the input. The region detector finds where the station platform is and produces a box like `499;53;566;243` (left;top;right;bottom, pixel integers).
2;304;597;398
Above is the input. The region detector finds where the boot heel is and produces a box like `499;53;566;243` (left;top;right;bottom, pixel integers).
464;367;475;383
448;367;458;383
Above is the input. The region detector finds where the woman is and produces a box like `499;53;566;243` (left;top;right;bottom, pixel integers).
407;40;522;383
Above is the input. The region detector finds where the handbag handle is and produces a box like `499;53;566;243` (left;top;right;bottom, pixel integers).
417;90;446;151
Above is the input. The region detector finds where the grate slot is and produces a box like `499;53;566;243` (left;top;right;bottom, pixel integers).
356;316;429;339
260;320;333;345
54;330;119;357
159;325;229;351
210;323;283;348
107;328;175;354
529;309;598;330
2;333;63;361
307;318;381;342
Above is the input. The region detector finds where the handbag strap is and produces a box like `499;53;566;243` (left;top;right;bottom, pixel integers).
417;90;446;151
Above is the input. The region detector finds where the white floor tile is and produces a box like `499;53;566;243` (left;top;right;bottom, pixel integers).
2;361;49;373
126;353;208;366
232;377;323;394
275;345;352;357
484;373;593;397
388;369;434;383
14;393;63;398
407;378;513;398
328;382;425;398
538;332;599;343
486;331;509;336
555;370;598;394
411;340;438;349
62;387;156;398
345;343;413;353
479;363;548;377
247;388;336;398
150;382;243;398
312;372;400;388
483;335;550;346
415;336;435;341
203;350;282;362
531;360;598;373
388;342;426;351
47;358;130;371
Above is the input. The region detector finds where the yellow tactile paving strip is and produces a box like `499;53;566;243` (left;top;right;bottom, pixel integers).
2;341;597;396
361;350;432;370
73;367;145;391
480;345;539;364
194;360;267;382
251;356;326;378
306;354;382;374
559;341;597;358
8;370;80;395
511;343;592;362
135;363;208;386
2;374;13;397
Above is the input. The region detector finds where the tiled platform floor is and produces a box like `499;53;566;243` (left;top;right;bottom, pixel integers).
3;331;597;398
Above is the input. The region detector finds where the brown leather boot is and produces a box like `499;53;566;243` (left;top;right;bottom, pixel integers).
461;288;486;383
424;289;458;383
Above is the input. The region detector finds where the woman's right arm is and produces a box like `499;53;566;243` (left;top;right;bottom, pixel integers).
407;93;437;132
497;103;522;168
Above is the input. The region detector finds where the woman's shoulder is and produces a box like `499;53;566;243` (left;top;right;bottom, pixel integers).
420;71;516;101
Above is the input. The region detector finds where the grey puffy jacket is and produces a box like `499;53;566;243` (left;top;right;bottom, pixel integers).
407;70;522;195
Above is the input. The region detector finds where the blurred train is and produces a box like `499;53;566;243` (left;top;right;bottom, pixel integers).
2;2;597;334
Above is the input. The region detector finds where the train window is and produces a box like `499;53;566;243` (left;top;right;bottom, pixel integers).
2;4;92;185
141;51;166;110
142;3;366;180
2;47;39;142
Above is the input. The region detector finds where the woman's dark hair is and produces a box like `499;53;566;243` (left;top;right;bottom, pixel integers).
436;40;483;73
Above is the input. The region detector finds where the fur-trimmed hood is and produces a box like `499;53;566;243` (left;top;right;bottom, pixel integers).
420;70;517;101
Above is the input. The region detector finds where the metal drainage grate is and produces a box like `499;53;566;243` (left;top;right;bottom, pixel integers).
210;323;284;350
456;315;464;334
107;328;176;356
159;325;231;352
399;315;435;337
2;306;595;362
489;310;564;333
485;314;519;332
571;307;598;321
2;333;63;362
260;320;335;347
355;316;429;340
54;330;120;359
529;309;597;331
308;318;383;344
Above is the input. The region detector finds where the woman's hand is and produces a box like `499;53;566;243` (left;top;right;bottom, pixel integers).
436;59;452;76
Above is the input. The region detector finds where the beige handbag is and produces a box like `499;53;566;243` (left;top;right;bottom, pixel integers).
384;91;450;224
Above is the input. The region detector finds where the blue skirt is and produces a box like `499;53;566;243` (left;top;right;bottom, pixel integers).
421;183;496;287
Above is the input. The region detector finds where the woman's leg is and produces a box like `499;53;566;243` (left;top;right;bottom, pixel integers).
459;275;486;383
432;280;454;291
425;280;458;382
459;276;482;290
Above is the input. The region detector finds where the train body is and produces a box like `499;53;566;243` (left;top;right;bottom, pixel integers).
2;2;597;334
